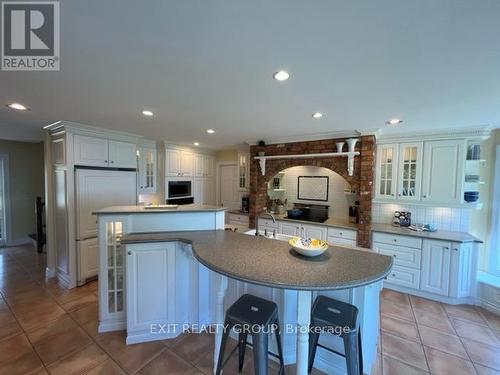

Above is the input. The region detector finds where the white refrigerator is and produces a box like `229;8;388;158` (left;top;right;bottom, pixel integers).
75;168;137;285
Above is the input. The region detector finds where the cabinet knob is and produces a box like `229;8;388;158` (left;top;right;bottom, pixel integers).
453;248;458;251
104;160;108;163
393;254;397;258
110;160;114;164
127;251;132;255
444;247;449;250
392;273;396;277
423;195;427;198
393;239;397;242
398;193;401;196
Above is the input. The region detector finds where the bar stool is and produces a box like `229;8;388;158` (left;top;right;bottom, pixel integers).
215;294;285;375
308;295;362;375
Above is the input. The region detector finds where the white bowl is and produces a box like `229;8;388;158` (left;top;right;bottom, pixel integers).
289;237;328;257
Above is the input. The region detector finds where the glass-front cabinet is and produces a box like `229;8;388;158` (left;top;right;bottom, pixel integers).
238;152;250;191
397;143;423;200
376;142;423;201
137;146;157;193
376;144;398;199
99;217;128;330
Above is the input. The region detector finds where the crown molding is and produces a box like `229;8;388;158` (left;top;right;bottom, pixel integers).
247;130;364;146
43;120;142;142
376;125;492;143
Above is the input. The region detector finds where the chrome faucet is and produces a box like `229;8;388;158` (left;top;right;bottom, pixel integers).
263;213;276;223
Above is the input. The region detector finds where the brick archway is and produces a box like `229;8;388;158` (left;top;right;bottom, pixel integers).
249;136;375;248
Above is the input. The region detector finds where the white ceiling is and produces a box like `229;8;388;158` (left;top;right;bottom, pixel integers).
1;0;499;148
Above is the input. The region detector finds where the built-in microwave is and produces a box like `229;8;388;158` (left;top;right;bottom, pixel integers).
167;180;192;199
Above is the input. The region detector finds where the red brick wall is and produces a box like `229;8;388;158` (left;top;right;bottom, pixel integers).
249;136;376;248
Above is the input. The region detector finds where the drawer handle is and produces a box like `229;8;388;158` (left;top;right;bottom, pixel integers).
339;232;343;236
392;273;396;277
393;254;397;258
393;239;397;242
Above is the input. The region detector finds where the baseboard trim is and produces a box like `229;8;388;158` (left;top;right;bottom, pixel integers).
98;321;126;333
384;284;479;306
6;237;32;247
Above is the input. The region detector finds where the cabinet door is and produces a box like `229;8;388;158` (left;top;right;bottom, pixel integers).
421;240;451;296
397;142;423;200
449;243;475;298
194;154;205;177
126;243;176;335
279;221;300;236
73;135;109;167
203;178;215;205
165;148;181;176
138;147;156;193
193;178;203;204
206;155;215;177
375;144;398;199
180;151;194;176
108;141;137;169
301;224;327;240
238;152;249;191
328;237;357;247
422;140;465;204
77;237;98;283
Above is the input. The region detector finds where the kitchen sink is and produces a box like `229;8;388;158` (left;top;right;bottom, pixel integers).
244;229;293;242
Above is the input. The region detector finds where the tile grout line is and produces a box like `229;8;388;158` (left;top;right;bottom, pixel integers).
407;295;432;374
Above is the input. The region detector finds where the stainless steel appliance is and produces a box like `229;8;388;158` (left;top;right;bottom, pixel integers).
241;196;249;213
287;203;329;223
167;180;192;199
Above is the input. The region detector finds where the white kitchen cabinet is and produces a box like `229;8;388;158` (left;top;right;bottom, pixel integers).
77;238;99;283
180;151;194;176
193;178;203;204
51;135;66;165
328;237;357;247
301;223;327;240
74;135;109;167
327;227;357;247
386;265;421;289
137;146;156;193
279;221;301;236
422;140;465;204
238;152;250;191
420;239;451;296
375;144;398;200
205;155;215;178
397;142;423;201
126;242;177;343
449;242;475;298
165;148;181;176
203;178;215;205
373;242;421;270
108;141;137;168
194;154;205;177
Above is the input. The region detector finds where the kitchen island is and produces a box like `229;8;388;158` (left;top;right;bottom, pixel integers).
94;206;392;374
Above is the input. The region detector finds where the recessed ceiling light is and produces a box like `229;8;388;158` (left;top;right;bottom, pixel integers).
193;142;200;146
312;112;323;119
142;110;154;117
273;70;290;81
6;102;29;111
206;129;215;134
385;118;403;126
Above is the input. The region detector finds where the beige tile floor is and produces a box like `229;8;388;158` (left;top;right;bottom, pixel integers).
1;244;500;374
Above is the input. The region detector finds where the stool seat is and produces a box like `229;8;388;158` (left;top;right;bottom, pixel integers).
308;296;363;375
216;294;285;375
227;294;279;327
311;295;359;332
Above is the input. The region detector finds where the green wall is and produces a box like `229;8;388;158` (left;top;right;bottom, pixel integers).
0;139;45;244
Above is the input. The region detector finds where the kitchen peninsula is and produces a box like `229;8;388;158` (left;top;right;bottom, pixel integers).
94;205;392;374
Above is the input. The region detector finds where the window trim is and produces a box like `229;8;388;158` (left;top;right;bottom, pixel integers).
489;145;500;276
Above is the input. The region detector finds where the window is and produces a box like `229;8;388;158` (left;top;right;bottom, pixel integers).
489;145;500;275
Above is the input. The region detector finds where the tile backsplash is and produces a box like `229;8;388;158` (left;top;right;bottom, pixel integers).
372;202;471;232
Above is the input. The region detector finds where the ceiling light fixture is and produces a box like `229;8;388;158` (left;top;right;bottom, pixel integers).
385;118;403;126
206;129;215;134
312;112;323;119
273;70;290;81
142;110;154;117
193;142;200;146
6;102;29;111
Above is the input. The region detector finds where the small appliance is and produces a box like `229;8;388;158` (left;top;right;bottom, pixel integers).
393;211;411;227
241;196;249;213
167;180;192;199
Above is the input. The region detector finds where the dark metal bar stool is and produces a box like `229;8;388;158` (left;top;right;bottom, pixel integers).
308;295;363;375
215;294;285;375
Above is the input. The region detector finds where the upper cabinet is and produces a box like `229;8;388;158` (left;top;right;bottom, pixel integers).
421;140;464;205
74;135;109;167
194;154;215;178
137;145;157;193
397;142;423;201
165;147;195;177
375;144;398;200
375;138;471;206
238;152;250;191
73;135;136;169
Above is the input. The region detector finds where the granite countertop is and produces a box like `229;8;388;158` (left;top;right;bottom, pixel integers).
259;213;358;230
94;204;226;215
121;230;392;290
371;223;483;243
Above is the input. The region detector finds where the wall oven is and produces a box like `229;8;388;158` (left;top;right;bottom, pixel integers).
167;180;192;199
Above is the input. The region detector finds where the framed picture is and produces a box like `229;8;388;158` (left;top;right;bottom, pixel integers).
297;176;329;201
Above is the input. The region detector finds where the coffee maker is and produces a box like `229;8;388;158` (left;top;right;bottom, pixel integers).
241;196;249;213
393;211;411;227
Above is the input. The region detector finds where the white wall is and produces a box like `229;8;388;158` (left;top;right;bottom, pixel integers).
269;166;352;221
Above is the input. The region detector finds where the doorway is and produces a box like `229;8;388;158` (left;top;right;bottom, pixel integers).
218;164;240;210
0;154;10;247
